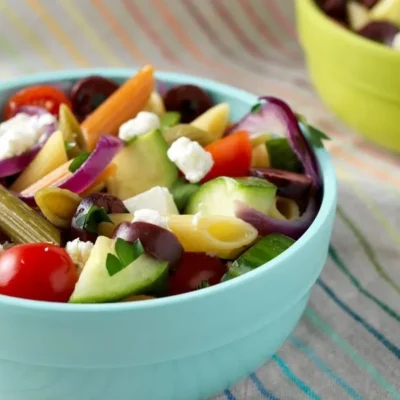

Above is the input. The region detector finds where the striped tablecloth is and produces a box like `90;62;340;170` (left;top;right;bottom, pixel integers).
1;1;399;399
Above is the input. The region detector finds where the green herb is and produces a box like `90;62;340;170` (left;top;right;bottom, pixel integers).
170;178;200;211
68;152;91;173
75;205;112;233
106;238;145;276
160;111;181;128
297;115;331;149
196;280;210;289
250;102;262;114
106;254;123;277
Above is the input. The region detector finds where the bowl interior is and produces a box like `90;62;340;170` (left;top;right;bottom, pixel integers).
0;68;336;312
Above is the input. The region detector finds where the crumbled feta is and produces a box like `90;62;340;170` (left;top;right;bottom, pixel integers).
167;137;214;183
132;209;169;230
124;186;179;216
118;111;160;142
66;238;94;273
0;113;56;161
393;33;400;50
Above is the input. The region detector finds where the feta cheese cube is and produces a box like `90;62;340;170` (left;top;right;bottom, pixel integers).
0;112;56;161
167;137;214;183
118;111;160;142
124;186;179;216
66;238;94;273
132;209;169;230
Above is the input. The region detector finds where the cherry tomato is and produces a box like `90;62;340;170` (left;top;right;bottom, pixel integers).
168;253;227;295
3;85;72;120
0;243;78;302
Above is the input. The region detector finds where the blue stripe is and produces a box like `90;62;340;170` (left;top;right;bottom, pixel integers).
249;373;279;400
290;335;364;400
272;355;321;399
224;389;236;400
317;279;400;359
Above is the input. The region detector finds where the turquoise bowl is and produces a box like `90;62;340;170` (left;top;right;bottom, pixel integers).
0;69;337;400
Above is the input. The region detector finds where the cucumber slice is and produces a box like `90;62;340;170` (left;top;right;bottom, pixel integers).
266;137;302;173
170;179;200;212
107;129;178;200
185;176;276;217
224;233;295;279
69;236;168;303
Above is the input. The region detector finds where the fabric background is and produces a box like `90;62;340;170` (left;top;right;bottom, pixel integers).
0;1;399;399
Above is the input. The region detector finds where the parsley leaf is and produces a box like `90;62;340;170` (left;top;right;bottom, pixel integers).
75;205;112;233
106;254;124;277
106;238;145;276
160;111;181;129
250;102;262;114
296;114;331;149
69;152;91;173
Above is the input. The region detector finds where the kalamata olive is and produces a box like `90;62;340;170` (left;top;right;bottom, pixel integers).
317;0;347;20
112;221;184;268
70;76;119;121
71;193;128;241
358;0;379;9
358;21;400;46
163;84;213;123
168;253;227;295
250;167;312;201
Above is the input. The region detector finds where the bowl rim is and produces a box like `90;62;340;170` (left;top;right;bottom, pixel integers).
0;68;337;312
299;0;400;61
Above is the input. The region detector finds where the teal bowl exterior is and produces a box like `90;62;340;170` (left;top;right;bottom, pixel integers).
0;69;337;400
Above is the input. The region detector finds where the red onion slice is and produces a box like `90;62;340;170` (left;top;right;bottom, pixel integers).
235;198;317;240
20;135;123;204
228;97;321;189
0;106;57;178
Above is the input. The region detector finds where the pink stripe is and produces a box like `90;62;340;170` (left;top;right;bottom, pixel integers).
122;0;180;65
212;0;268;59
265;0;297;40
238;0;296;57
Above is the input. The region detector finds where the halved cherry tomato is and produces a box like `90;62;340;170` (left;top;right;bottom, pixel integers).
3;85;72;120
202;130;252;182
168;253;227;295
0;243;78;302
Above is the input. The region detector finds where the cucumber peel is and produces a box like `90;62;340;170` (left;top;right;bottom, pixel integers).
266;137;303;173
223;233;295;280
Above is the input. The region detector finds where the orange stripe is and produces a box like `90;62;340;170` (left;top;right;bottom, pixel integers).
26;0;90;67
91;0;150;66
267;0;297;40
237;0;296;57
150;0;226;71
122;0;181;65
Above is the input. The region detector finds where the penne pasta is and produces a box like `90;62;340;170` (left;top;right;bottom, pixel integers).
190;103;230;142
167;214;258;259
143;91;166;116
11;130;68;192
82;65;155;151
20;160;73;196
269;197;300;220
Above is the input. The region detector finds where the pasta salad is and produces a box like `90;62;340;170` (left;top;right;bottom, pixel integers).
0;65;329;304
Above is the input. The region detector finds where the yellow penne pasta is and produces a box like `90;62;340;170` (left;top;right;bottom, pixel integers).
143;91;166;116
167;214;258;259
190;103;230;142
269;197;300;220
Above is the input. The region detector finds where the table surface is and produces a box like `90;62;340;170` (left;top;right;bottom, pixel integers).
1;1;399;399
